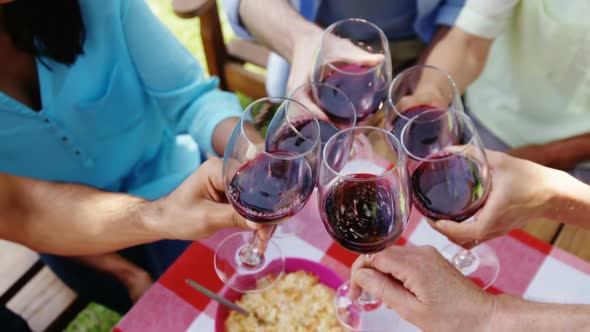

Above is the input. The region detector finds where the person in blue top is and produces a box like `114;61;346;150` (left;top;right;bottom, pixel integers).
0;0;245;313
224;0;465;96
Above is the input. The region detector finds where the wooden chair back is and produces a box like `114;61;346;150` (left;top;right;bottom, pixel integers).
172;0;269;99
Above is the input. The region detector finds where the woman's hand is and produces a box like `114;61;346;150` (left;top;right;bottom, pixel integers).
147;158;260;240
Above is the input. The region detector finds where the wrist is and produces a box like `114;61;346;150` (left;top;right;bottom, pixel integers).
137;199;170;241
541;167;590;224
490;294;590;331
290;23;323;62
487;294;527;331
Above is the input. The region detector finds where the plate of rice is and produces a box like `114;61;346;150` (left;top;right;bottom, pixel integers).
215;258;345;332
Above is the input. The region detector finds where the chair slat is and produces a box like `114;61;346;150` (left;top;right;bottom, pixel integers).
7;267;77;332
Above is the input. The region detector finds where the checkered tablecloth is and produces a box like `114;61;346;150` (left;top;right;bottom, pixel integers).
114;192;590;332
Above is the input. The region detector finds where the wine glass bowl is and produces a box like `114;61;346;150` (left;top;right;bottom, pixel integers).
312;18;392;124
216;97;321;293
401;109;490;221
387;65;464;139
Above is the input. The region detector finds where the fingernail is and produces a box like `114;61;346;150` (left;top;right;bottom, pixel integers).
352;269;373;288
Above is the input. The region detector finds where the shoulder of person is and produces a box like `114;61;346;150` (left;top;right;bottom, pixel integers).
77;0;129;25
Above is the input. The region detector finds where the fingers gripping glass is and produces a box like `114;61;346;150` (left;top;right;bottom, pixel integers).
312;18;392;124
386;64;464;139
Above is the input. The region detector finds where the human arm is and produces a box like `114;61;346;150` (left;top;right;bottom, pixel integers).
420;26;492;94
430;150;590;248
351;245;590;332
507;132;590;170
237;0;383;94
0;158;256;256
421;0;521;94
121;0;242;156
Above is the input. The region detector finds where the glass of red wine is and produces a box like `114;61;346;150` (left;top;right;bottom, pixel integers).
273;82;357;238
319;126;411;331
312;18;391;125
215;97;321;293
387;64;464;140
401;109;500;289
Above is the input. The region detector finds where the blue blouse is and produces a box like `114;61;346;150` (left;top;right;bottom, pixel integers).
0;0;243;199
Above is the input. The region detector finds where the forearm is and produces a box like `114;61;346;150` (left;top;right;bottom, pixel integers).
212;117;240;156
542;133;590;170
542;167;590;229
421;27;492;94
239;0;321;61
0;173;164;255
76;253;150;287
490;294;590;331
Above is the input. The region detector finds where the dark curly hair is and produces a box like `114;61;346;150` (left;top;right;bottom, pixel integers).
2;0;86;65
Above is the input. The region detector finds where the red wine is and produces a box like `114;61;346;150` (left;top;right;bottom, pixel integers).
321;174;402;253
317;62;386;123
411;154;487;222
228;154;314;223
267;118;339;152
391;104;438;138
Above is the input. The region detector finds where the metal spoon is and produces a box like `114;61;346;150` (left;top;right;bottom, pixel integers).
185;279;249;316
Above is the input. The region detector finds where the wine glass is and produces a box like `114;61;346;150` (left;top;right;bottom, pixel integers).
274;82;357;238
400;109;500;289
319;126;411;331
387;64;464;139
215;97;321;293
312;18;392;125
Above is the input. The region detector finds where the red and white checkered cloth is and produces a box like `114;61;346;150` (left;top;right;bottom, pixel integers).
114;192;590;332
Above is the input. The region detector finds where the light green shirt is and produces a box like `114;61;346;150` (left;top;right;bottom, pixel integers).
456;0;590;165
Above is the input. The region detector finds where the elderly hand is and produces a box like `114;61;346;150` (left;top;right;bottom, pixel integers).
429;150;560;248
148;158;261;240
352;245;495;332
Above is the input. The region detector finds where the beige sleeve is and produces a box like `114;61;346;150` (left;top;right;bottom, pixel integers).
455;0;520;39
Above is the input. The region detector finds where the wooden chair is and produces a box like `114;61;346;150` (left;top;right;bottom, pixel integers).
172;0;269;99
0;240;87;332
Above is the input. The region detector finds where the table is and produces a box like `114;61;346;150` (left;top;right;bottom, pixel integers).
113;188;590;332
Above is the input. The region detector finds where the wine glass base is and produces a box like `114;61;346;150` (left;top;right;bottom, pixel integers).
335;281;401;331
440;243;500;289
214;231;285;293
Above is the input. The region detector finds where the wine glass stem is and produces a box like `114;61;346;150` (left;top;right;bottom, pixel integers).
238;225;278;267
354;254;382;310
452;248;476;271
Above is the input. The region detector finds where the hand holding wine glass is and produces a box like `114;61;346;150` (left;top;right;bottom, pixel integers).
288;23;385;96
401;109;499;289
215;97;321;293
312;18;391;124
351;245;494;332
387;65;463;139
319;126;411;331
429;149;560;248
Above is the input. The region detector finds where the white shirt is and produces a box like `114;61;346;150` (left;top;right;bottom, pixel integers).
456;0;590;166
